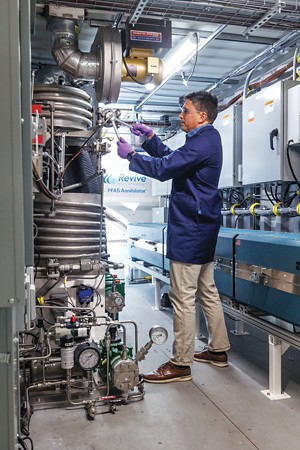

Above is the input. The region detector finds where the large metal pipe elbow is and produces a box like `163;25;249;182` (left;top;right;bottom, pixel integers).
51;18;100;80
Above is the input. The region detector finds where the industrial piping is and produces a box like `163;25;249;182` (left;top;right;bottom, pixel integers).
51;17;100;80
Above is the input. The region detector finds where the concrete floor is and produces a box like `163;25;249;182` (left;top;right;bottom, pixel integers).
30;282;300;450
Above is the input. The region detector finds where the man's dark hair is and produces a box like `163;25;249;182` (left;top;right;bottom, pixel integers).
184;91;218;123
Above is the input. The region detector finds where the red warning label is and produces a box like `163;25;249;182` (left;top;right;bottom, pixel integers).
130;30;162;43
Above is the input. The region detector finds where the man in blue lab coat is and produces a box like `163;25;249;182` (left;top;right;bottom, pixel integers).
117;91;230;383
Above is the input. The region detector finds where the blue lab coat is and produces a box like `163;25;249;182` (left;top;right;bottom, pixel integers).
129;125;222;264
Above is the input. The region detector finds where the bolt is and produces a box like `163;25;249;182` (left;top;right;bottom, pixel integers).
8;298;15;304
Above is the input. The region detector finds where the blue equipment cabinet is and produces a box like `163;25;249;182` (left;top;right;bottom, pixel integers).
235;231;300;326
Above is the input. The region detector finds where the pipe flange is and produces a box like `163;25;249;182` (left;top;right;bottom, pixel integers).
100;108;121;127
92;26;122;103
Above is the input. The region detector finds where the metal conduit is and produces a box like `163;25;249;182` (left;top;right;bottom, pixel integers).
51;18;100;80
208;30;300;92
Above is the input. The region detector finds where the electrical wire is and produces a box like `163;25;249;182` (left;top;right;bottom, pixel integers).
270;184;280;203
234;215;241;228
63;281;76;307
42;152;60;173
161;131;178;142
23;437;33;450
186;32;199;84
36;309;55;326
33;223;38;239
32;162;62;201
34;246;40;282
17;436;30;450
264;187;275;205
287;142;300;189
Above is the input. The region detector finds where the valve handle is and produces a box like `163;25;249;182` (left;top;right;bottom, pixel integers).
269;128;278;150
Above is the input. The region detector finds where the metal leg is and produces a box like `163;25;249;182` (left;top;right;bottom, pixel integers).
230;319;249;335
261;334;291;400
130;266;133;282
195;299;205;340
153;278;162;310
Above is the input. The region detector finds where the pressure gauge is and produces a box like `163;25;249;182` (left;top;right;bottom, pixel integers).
149;326;168;345
74;342;101;371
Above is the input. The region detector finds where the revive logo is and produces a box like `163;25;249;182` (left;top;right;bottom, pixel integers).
104;173;147;184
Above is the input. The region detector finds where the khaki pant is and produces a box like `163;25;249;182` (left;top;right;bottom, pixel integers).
169;260;230;366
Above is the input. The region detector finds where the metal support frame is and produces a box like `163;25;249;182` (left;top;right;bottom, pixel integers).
261;335;291;400
230;319;249;336
128;262;298;399
128;260;169;310
0;0;31;447
223;302;300;400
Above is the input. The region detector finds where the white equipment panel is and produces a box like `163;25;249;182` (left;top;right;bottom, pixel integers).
287;83;300;144
242;80;297;184
215;104;242;188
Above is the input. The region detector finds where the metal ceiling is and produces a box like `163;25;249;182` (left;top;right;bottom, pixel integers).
38;1;300;30
32;1;300;121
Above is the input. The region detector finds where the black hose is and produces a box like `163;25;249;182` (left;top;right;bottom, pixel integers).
287;143;300;189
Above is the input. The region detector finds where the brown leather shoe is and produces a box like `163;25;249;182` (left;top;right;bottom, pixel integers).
194;349;228;367
143;362;192;384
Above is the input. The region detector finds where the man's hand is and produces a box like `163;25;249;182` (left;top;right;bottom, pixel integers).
117;137;133;159
131;123;154;138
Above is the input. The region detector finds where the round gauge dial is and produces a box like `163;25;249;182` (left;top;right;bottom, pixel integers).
115;294;124;306
149;326;168;345
74;342;101;371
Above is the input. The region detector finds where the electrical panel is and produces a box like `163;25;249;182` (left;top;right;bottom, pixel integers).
215;104;242;188
287;83;300;145
242;80;299;184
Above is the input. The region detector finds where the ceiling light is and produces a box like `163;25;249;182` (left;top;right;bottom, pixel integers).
135;25;226;111
163;32;199;79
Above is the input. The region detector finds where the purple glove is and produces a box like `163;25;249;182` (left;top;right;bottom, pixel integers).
131;123;153;137
117;137;133;159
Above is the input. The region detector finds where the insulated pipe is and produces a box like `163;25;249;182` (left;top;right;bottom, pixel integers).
222;204;300;216
51;18;100;80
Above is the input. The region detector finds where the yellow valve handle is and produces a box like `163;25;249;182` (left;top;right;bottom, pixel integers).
296;203;300;215
37;296;45;305
273;202;282;216
249;202;260;216
230;203;240;215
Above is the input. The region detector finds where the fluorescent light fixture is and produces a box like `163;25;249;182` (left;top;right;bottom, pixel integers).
163;32;199;79
135;25;226;111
